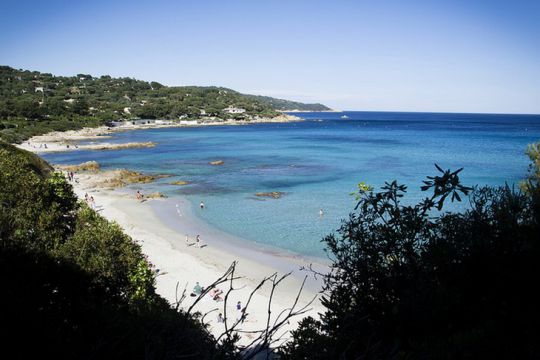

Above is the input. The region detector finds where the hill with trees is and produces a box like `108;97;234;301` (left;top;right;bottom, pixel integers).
0;66;329;143
244;95;331;112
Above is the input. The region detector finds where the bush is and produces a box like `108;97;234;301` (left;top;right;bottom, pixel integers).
282;165;540;359
0;142;238;359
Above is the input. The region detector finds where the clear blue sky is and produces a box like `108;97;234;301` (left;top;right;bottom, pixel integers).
1;0;539;113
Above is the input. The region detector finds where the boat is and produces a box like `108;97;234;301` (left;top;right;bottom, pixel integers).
340;115;349;119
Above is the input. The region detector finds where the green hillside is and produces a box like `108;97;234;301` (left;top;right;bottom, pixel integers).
245;94;331;111
0;66;328;143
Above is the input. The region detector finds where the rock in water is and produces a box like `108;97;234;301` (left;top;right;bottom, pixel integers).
255;191;285;199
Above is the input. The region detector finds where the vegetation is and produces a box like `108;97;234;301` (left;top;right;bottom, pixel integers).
0;141;236;359
0;66;328;143
282;152;540;359
521;142;540;193
0;141;313;359
244;95;331;112
2;102;538;358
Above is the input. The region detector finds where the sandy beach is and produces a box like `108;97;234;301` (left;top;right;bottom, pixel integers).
19;124;326;347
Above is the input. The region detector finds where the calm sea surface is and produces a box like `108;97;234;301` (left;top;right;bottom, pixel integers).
42;111;540;258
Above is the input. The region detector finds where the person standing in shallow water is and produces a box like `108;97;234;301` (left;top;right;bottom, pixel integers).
196;234;201;248
200;201;205;209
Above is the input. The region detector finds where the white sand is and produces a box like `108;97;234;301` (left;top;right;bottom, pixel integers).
71;174;325;347
20;122;327;348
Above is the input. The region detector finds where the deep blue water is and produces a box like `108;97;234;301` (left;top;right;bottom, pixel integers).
42;111;540;258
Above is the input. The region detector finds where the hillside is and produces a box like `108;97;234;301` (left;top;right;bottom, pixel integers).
245;94;331;111
0;66;328;142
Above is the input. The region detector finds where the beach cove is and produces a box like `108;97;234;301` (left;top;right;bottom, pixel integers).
19;110;540;344
17;117;327;346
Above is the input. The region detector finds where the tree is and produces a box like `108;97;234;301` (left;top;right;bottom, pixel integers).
521;141;540;193
282;164;540;359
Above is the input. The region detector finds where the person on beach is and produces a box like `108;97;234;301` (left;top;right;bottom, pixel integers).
196;234;201;248
200;201;205;209
85;193;89;203
236;301;242;320
185;234;189;245
209;287;223;301
70;171;74;181
90;196;95;210
136;190;144;201
193;282;202;295
217;313;224;323
319;208;324;217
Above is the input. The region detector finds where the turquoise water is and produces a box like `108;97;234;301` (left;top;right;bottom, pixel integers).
43;111;540;258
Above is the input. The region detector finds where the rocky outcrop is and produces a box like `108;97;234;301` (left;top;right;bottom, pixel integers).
210;160;224;165
98;169;156;188
58;161;100;172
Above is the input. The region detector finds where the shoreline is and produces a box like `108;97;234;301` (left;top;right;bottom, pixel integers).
69;169;325;345
150;197;328;293
15;114;302;153
17;123;327;345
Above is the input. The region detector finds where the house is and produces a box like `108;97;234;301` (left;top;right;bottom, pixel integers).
223;106;246;114
155;120;172;125
35;86;44;93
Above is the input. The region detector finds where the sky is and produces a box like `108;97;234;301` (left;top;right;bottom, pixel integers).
1;0;539;114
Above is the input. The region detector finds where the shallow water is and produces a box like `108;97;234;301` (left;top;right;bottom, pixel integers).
43;111;540;258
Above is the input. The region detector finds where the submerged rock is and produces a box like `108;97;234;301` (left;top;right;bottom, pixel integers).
255;191;285;199
171;180;190;185
145;192;167;199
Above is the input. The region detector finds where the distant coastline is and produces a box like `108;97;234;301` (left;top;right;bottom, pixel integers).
15;113;303;153
281;109;341;113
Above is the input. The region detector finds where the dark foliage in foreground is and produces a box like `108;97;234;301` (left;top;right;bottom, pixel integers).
282;164;540;359
0;141;237;359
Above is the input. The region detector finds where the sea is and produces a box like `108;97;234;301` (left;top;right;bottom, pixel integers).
42;111;540;259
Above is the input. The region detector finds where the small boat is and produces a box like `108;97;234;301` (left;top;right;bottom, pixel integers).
340;115;349;119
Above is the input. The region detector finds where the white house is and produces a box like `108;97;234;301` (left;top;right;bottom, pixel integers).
35;87;44;93
223;106;246;114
